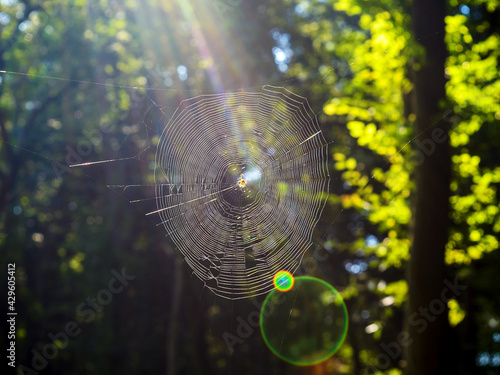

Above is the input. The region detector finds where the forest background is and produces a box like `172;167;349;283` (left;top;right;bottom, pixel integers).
1;0;499;374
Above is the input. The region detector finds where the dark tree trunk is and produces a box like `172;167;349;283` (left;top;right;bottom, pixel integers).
407;0;452;374
167;254;183;375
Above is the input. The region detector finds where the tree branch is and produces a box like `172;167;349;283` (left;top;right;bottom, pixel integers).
0;82;73;214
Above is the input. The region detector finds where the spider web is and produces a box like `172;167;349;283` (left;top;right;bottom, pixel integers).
1;66;345;371
123;85;330;300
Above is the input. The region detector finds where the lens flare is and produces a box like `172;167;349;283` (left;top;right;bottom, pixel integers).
273;270;294;292
260;277;348;366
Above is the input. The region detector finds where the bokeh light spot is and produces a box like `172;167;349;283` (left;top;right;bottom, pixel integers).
260;276;348;366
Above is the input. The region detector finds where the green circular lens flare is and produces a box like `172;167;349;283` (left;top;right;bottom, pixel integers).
260;276;348;366
273;270;294;292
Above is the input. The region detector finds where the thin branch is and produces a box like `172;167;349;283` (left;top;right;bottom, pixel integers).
0;82;73;214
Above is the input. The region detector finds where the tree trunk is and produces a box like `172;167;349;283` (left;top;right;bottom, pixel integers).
167;254;183;375
407;0;452;374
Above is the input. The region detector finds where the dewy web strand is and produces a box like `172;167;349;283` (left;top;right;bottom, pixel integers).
129;85;330;300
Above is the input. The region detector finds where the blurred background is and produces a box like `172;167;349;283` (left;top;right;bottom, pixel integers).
1;0;499;374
